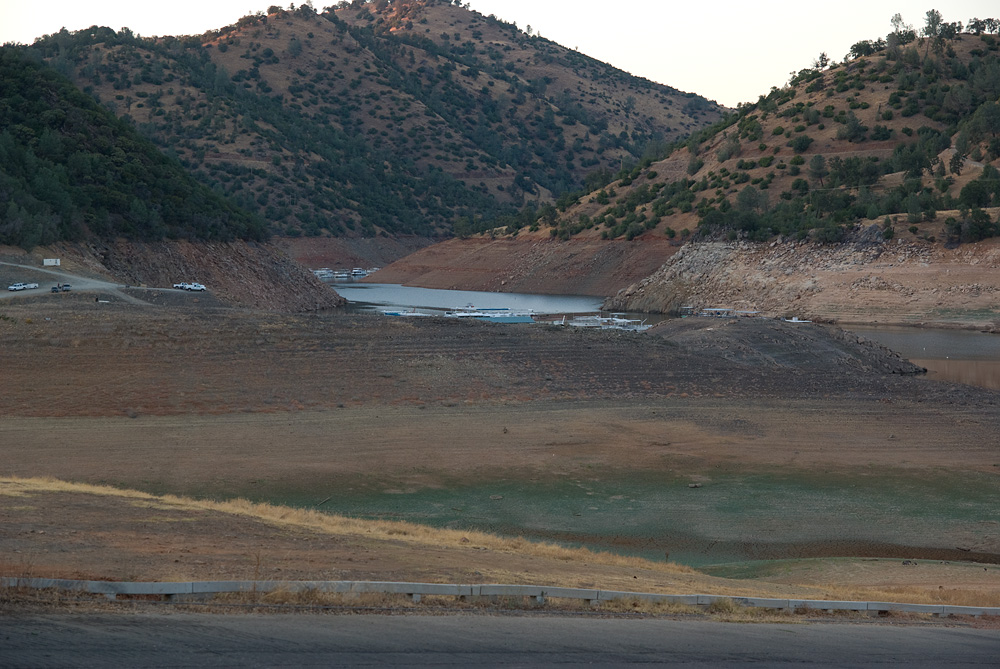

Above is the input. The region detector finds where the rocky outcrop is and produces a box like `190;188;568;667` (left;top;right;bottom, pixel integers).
606;231;1000;329
49;240;345;312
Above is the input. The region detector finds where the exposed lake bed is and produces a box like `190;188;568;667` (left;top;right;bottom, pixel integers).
2;298;997;580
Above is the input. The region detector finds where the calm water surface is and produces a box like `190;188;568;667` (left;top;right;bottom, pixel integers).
332;282;604;314
848;325;1000;390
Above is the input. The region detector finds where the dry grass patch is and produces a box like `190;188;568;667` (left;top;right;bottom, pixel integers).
0;477;696;578
816;584;1000;609
597;597;700;616
705;597;794;623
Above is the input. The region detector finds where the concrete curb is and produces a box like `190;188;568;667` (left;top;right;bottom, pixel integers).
3;578;997;617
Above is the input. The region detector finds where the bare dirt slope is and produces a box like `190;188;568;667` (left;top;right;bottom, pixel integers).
608;234;1000;329
369;236;681;295
277;236;437;273
0;241;344;312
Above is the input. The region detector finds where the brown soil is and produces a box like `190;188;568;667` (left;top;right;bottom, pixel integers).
1;298;998;599
369;235;682;296
277;236;437;273
1;240;344;313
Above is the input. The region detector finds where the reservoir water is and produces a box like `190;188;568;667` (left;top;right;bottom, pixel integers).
848;325;1000;390
332;282;604;314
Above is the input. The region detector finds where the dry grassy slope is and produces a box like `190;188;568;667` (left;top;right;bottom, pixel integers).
9;477;999;606
369;233;682;296
373;35;1000;303
606;232;1000;329
557;33;994;241
204;10;528;205
53;3;724;239
334;1;723;139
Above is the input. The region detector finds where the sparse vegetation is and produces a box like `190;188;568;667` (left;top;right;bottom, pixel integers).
533;11;1000;245
9;1;724;240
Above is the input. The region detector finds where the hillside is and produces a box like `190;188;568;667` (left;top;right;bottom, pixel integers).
512;24;1000;244
26;1;724;239
0;48;266;249
375;18;1000;317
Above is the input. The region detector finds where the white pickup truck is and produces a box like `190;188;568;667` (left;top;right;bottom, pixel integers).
7;282;39;291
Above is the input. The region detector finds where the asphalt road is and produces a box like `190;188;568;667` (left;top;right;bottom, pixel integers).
2;613;998;667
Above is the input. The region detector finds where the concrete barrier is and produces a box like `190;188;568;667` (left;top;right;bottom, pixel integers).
866;601;944;616
731;597;791;610
3;578;998;617
789;599;869;612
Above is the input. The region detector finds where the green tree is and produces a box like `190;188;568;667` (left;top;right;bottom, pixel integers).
736;185;768;214
922;9;944;56
808;154;828;186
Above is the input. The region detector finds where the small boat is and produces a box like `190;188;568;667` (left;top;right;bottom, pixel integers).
383;308;430;317
567;313;650;331
312;268;335;280
444;305;535;323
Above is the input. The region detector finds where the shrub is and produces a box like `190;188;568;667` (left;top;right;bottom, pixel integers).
871;125;892;140
789;135;814;153
772;126;785;136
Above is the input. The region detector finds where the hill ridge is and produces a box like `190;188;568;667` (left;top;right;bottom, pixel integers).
17;0;725;240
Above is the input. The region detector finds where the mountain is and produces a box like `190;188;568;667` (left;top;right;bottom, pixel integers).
374;20;1000;327
0;48;267;249
0;50;337;311
586;23;1000;325
535;23;1000;245
22;0;725;239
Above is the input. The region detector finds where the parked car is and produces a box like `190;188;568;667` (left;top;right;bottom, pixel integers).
8;282;39;291
186;283;206;292
173;282;189;290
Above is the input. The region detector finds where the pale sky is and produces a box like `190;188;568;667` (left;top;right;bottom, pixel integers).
2;1;997;107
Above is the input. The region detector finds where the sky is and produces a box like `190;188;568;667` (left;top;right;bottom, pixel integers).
3;1;998;107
